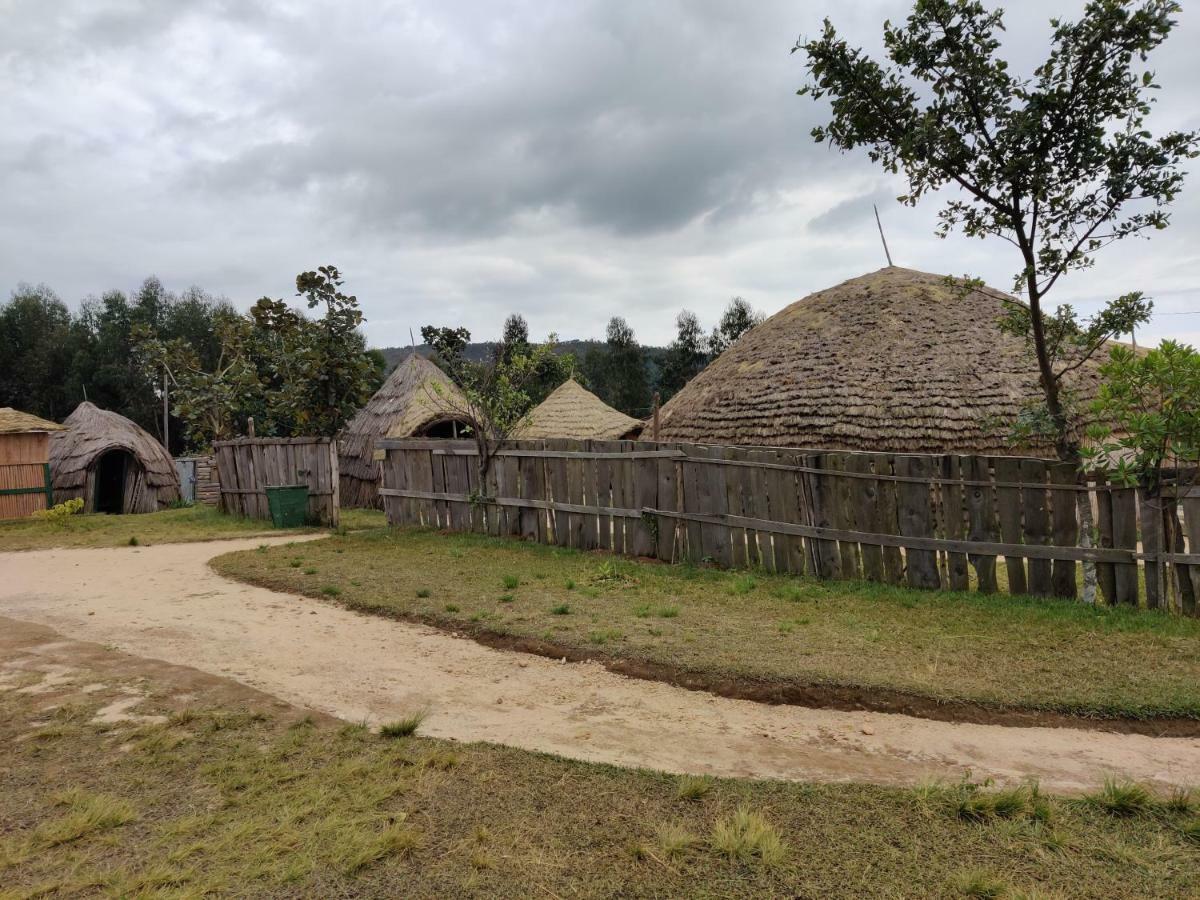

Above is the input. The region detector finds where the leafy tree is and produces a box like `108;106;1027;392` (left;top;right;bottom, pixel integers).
0;284;76;420
1083;340;1200;611
795;0;1197;462
421;323;561;497
1083;340;1200;490
708;297;764;358
583;317;651;416
136;267;376;445
659;310;709;400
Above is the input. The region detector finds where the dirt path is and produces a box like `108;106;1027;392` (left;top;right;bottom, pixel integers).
1;537;1197;794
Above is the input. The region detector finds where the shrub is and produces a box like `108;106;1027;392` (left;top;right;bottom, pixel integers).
34;498;85;522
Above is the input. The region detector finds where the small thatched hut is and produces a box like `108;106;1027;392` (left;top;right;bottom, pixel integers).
339;353;472;508
0;408;64;519
656;267;1110;456
515;379;643;440
49;402;180;513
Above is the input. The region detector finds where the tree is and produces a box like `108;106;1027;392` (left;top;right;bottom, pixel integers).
659;310;709;400
135;266;376;445
708;297;764;358
796;0;1197;462
1083;340;1200;612
421;323;561;498
582;317;651;416
0;284;75;420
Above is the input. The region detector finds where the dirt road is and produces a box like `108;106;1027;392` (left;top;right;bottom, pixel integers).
1;537;1196;794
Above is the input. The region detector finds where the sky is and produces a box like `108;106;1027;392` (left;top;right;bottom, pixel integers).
2;0;1198;349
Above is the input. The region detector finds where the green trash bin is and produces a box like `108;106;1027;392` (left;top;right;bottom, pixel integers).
266;484;309;528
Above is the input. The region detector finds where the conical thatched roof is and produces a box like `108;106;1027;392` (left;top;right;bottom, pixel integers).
338;353;471;507
0;408;64;434
49;401;179;510
656;267;1110;456
515;379;643;440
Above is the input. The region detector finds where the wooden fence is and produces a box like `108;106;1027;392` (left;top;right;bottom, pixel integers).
0;432;53;520
213;438;340;526
378;438;1200;616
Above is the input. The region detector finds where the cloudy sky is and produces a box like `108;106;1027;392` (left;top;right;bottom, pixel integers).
3;0;1198;349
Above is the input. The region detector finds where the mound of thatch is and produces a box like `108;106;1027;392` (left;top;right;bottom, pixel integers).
338;353;471;508
514;379;643;440
656;267;1111;456
49;401;179;513
0;408;63;434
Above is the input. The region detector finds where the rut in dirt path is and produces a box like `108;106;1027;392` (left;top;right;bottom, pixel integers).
0;537;1197;794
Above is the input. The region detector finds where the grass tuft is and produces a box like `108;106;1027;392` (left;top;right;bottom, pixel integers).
444;603;460;613
657;605;680;619
655;822;697;860
128;536;139;546
415;588;431;598
502;575;520;590
952;783;1049;824
321;585;342;597
551;603;570;616
676;775;714;801
710;806;786;866
951;868;1009;898
35;791;136;847
1084;779;1155;818
729;575;757;595
379;712;426;739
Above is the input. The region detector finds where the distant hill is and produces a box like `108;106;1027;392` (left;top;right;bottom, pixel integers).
378;339;665;373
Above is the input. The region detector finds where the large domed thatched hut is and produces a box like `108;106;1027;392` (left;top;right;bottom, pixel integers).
656;267;1109;457
49;402;180;514
514;379;643;440
339;353;471;508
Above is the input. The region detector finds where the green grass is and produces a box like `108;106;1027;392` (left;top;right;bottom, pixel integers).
213;527;1200;720
2;658;1197;898
0;506;387;552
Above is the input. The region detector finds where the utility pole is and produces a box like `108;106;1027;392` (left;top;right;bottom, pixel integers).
162;368;170;451
874;204;894;267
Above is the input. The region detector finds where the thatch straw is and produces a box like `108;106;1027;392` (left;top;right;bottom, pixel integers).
49;401;179;513
657;267;1111;457
514;379;643;440
338;353;470;508
0;408;63;434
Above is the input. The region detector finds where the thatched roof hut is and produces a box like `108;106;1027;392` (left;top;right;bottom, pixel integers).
0;408;64;519
656;267;1110;456
339;353;472;508
515;379;643;440
49;402;179;514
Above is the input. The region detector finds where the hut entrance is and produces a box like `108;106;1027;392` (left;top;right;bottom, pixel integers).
418;419;470;439
95;449;131;514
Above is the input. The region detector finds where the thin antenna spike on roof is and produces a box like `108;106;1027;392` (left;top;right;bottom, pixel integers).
874;203;894;267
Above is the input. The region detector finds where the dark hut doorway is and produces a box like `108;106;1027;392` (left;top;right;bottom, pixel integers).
95;449;131;514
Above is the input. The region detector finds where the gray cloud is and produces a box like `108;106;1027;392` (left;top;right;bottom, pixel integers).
1;0;1198;349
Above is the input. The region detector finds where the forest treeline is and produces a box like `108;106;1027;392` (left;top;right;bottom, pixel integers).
0;273;760;452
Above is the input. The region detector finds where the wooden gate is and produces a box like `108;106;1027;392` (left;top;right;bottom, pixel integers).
213;438;340;526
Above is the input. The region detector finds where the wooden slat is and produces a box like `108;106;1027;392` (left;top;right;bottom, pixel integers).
993;457;1027;596
871;454;905;585
1049;463;1079;599
629;442;658;558
1140;489;1163;610
1021;459;1052;596
1185;496;1200;617
703;445;732;567
804;454;839;578
940;456;969;591
896;455;939;589
827;455;861;580
1093;473;1118;605
724;446;748;568
655;445;681;562
964;456;997;594
1110;487;1140;605
848;455;883;582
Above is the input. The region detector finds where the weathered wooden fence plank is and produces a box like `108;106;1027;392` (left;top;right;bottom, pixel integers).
896;455;939;589
1049;463;1079;599
1110;486;1140;605
992;457;1027;596
1140;489;1163;610
1021;459;1052;596
963;455;997;594
941;456;970;591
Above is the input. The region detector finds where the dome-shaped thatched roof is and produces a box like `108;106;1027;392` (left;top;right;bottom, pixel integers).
515;379;643;440
339;353;471;507
656;267;1109;456
49;401;179;512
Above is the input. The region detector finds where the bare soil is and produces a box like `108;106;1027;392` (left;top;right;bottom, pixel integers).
1;537;1197;794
